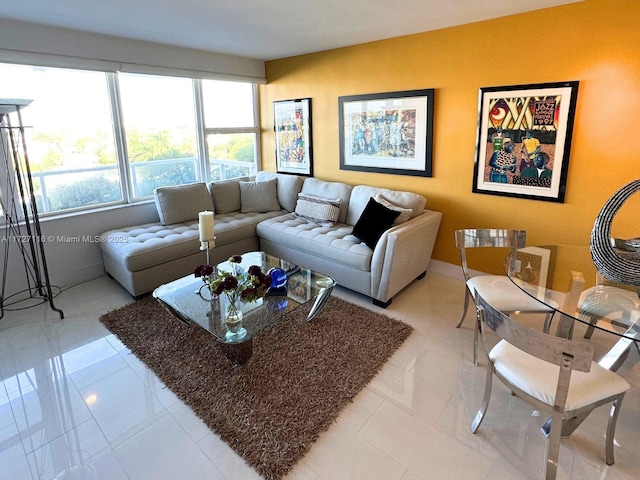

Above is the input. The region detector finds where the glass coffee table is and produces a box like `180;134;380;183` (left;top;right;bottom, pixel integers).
153;251;336;364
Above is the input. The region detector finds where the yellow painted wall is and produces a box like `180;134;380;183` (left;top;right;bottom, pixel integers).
259;0;639;273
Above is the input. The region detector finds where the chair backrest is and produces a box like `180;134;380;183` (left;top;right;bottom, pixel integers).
476;293;593;373
455;229;526;281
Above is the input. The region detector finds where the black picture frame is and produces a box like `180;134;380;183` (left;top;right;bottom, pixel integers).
472;81;579;203
273;98;313;176
339;89;434;177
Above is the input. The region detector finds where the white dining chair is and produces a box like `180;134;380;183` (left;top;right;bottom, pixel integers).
471;292;630;480
455;229;555;364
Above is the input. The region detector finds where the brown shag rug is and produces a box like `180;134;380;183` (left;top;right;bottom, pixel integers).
100;295;412;480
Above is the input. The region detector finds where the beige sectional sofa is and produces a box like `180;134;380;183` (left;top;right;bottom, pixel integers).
100;172;442;307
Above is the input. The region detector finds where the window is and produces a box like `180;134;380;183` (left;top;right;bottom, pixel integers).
119;73;199;198
202;80;259;181
0;63;259;216
0;64;121;214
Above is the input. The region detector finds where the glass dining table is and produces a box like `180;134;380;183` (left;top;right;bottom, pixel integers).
505;244;640;375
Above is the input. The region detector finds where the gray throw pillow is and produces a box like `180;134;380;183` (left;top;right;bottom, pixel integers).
255;171;304;212
239;178;281;213
154;182;215;225
209;177;248;214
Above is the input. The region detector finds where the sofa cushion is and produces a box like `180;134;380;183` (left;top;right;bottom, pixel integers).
256;171;304;212
351;197;400;249
209;177;249;214
101;210;286;273
239;178;281;213
300;178;352;224
212;210;285;246
101;222;201;272
256;214;373;271
374;193;412;225
347;185;426;225
154;182;215;225
294;193;341;227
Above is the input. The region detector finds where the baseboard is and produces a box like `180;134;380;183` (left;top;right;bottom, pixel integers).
427;259;464;281
51;262;106;290
428;259;487;282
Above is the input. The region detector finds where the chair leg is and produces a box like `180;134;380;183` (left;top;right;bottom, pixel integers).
473;312;480;366
456;288;471;328
544;411;563;480
605;394;625;466
471;363;493;433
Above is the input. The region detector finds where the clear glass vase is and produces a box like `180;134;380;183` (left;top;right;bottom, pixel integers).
224;295;247;341
226;299;244;331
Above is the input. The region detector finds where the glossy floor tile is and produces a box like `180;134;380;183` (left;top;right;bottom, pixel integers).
1;272;639;480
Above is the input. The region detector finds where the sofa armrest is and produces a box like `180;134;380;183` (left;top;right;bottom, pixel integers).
370;209;443;303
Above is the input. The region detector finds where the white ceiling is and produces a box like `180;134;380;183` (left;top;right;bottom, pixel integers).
0;0;581;61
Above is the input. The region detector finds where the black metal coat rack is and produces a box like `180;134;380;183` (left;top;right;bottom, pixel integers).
0;99;63;319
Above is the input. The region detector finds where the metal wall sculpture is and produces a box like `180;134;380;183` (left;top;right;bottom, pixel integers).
590;179;640;289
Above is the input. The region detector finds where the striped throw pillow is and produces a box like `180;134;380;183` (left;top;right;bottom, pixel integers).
294;193;341;227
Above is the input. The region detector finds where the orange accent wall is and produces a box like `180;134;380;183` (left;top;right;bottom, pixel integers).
260;0;640;273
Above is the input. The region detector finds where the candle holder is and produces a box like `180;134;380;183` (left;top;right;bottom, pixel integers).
199;237;216;266
195;237;216;297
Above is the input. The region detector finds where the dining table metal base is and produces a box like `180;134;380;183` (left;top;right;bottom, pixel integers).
598;336;640;376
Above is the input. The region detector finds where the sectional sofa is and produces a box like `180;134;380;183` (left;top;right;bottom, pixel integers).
99;171;442;307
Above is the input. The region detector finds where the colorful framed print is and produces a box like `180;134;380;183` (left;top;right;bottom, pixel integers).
273;98;313;176
287;268;312;304
472;81;579;203
339;89;434;177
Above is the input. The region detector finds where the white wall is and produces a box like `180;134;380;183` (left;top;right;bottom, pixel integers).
0;18;265;82
2;202;160;298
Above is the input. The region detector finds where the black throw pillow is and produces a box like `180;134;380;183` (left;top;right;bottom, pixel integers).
352;197;401;249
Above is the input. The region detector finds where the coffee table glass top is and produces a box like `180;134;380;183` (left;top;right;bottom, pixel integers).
153;252;336;345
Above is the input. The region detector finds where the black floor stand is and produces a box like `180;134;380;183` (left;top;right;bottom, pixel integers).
0;99;63;320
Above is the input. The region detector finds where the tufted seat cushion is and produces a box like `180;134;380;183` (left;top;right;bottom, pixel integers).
102;210;285;272
102;223;199;272
256;213;373;271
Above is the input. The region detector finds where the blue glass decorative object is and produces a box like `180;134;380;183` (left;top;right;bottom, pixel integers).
268;267;288;288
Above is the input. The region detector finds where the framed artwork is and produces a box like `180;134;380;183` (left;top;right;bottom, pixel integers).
512;246;553;300
273;98;313;176
287;268;312;304
338;89;434;177
472;81;579;203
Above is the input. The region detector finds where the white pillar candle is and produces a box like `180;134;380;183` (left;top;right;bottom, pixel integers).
198;211;215;242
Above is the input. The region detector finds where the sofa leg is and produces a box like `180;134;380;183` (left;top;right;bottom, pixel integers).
373;298;392;308
416;271;426;280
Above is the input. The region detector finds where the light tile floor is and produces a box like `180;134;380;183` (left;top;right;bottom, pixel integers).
1;272;639;480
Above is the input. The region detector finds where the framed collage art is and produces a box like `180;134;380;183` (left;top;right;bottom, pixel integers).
273;98;313;176
338;89;434;177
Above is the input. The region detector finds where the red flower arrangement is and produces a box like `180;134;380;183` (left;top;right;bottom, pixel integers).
204;255;272;314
